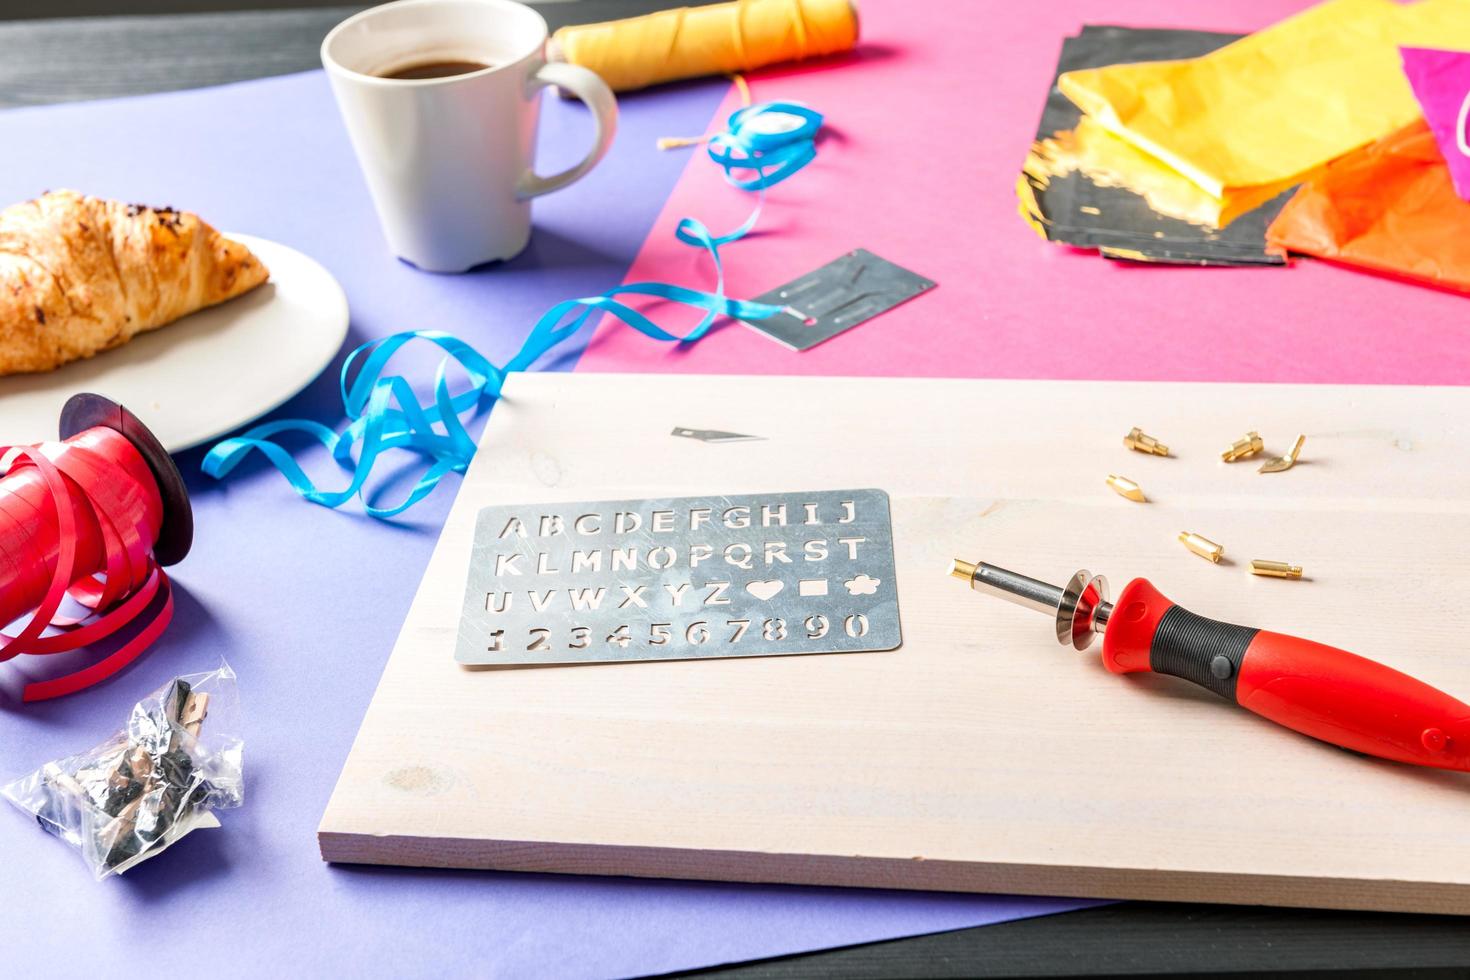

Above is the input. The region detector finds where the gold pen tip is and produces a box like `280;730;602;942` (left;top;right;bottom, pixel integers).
950;558;978;581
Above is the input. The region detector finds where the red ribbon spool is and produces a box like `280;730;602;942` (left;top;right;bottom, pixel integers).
0;394;193;702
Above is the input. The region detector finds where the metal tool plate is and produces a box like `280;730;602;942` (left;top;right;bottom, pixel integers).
456;489;901;665
739;248;936;351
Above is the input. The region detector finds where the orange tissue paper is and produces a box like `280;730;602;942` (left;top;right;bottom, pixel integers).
1266;119;1470;293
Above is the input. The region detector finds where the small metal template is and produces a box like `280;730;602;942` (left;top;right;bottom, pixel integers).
456;489;901;666
739;248;936;352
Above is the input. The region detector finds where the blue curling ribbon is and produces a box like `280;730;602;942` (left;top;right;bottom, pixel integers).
203;100;822;516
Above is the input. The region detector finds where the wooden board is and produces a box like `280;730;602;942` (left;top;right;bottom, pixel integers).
319;374;1470;914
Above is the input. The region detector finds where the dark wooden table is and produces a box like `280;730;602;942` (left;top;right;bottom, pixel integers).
5;4;1468;977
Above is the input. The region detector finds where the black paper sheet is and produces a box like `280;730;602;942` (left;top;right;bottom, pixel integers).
1020;25;1293;266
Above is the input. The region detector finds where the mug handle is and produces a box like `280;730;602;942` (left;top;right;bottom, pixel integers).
518;62;618;199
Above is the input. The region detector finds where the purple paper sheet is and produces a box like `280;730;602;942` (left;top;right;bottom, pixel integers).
0;71;1096;977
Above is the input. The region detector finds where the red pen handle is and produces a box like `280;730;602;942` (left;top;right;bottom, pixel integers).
1101;578;1470;771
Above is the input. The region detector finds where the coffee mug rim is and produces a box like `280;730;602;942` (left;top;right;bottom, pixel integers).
321;0;548;88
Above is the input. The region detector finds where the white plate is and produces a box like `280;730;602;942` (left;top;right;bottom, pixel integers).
0;234;349;453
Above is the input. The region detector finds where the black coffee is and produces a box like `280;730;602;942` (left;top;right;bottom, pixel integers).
382;59;492;80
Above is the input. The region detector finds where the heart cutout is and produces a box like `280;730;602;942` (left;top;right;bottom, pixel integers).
746;580;784;601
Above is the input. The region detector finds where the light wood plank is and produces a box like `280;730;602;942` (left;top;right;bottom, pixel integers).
320;374;1470;913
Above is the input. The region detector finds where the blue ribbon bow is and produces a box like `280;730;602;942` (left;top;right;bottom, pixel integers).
203;99;823;517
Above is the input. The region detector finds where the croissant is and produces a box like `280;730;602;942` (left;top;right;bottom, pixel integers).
0;189;269;376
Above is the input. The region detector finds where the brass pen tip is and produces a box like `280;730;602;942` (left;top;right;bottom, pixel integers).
950;558;978;582
1123;427;1169;457
1222;430;1265;462
1250;559;1303;579
1178;531;1225;563
1106;473;1147;502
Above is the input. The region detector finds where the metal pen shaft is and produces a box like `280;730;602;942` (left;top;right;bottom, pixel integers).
950;558;1113;648
950;559;1063;616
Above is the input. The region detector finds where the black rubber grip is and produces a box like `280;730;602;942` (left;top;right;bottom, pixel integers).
1149;605;1260;701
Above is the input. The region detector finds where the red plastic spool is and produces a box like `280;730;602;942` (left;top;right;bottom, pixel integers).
0;394;192;701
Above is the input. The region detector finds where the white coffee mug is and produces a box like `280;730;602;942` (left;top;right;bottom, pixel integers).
322;0;618;273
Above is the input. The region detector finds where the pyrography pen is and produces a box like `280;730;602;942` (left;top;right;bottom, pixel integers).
949;558;1470;771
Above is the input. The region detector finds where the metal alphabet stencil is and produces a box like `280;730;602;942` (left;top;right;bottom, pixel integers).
456;489;901;666
739;248;936;351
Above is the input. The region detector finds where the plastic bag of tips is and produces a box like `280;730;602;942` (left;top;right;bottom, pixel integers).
2;663;244;880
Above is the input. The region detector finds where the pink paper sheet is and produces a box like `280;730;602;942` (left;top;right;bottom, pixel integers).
578;0;1470;384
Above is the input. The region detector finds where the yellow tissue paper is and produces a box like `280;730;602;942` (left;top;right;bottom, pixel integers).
1057;0;1470;199
1023;116;1297;229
